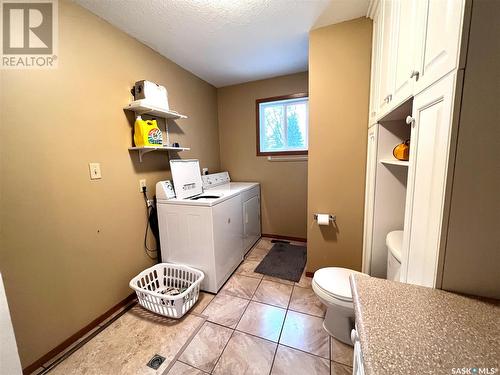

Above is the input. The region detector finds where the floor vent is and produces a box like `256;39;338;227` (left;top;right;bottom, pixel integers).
146;354;166;370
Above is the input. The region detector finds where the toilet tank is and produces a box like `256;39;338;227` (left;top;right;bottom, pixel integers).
386;230;403;281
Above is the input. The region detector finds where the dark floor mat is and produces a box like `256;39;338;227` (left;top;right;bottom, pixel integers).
254;243;306;282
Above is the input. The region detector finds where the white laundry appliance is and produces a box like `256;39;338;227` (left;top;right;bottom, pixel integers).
202;171;261;255
156;160;260;293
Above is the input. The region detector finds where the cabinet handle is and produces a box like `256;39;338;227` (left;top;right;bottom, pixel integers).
410;70;420;81
406;116;415;126
351;329;359;345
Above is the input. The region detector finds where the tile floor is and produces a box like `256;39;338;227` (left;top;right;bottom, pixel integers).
42;237;353;375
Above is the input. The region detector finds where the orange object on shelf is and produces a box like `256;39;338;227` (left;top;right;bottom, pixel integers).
393;140;410;161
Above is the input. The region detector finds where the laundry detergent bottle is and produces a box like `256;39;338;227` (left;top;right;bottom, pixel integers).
133;116;163;147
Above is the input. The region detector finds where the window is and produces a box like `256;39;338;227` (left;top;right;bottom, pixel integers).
256;93;308;155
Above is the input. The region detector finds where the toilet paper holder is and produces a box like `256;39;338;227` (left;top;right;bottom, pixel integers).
313;214;336;223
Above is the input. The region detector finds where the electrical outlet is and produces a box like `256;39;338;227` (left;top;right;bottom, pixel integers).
139;179;147;193
89;162;102;180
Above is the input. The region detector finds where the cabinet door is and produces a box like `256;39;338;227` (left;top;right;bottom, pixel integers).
376;0;396;116
368;2;382;125
401;72;457;287
213;196;243;288
391;0;417;107
414;0;465;93
362;124;378;274
243;195;261;253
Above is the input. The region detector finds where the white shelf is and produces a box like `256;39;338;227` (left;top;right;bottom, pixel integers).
129;146;190;162
380;158;409;167
124;100;187;119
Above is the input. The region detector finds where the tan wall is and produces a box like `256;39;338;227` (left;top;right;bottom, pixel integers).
0;0;219;367
307;18;372;272
217;73;308;239
440;0;500;299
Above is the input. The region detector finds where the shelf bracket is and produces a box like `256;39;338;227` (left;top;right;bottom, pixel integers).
137;148;154;162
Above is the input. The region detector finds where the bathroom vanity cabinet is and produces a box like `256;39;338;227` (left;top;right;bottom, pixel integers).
363;0;499;298
351;328;365;375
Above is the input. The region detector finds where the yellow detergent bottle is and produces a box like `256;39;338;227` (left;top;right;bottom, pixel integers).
134;116;163;147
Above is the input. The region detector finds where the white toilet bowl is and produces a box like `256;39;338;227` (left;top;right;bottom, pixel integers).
312;267;363;346
386;230;403;281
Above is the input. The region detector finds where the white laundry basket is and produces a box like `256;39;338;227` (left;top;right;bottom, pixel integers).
129;263;204;319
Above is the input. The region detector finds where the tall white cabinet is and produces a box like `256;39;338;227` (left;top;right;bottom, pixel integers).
363;0;499;298
401;73;459;287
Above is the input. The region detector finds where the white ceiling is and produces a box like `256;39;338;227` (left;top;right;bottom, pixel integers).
75;0;369;87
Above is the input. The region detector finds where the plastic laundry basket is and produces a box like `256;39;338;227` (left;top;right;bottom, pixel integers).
129;263;204;319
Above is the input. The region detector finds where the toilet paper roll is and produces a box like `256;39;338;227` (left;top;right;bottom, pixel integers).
317;214;330;226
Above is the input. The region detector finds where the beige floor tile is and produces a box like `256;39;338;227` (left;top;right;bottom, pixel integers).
220;274;261;299
255;238;274;250
48;306;204;375
331;338;354;367
295;272;313;288
279;310;330;359
263;275;295;286
168;361;207;375
179;322;233;372
203;294;249;328
213;331;276;375
235;260;264;279
331;361;352;375
236;301;286;342
271;345;330;375
97;302;135;328
43;324;103;368
289;286;326;317
190;292;214;315
245;247;269;262
252;279;293;308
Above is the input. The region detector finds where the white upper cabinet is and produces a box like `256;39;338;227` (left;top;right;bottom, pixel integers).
368;0;465;121
368;2;382;125
413;0;466;94
375;0;396;116
391;0;418;107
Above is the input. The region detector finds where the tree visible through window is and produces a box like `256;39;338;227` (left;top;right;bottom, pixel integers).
256;94;308;155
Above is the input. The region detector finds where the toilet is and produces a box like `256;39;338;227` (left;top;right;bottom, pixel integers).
312;267;362;345
312;230;404;345
386;230;403;281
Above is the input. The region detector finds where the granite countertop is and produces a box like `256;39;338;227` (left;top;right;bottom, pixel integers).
350;274;500;375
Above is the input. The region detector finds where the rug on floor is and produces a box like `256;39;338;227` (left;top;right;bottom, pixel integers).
254;243;307;282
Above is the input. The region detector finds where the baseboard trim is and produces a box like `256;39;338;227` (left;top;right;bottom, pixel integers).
23;292;137;374
261;233;307;243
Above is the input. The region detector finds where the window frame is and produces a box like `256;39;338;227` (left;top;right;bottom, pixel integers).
255;93;309;156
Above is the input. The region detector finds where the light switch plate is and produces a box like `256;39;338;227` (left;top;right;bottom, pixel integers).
89;162;102;180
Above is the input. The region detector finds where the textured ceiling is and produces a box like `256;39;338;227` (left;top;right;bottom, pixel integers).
75;0;369;87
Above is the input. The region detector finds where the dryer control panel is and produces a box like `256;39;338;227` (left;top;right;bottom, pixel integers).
202;172;230;189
